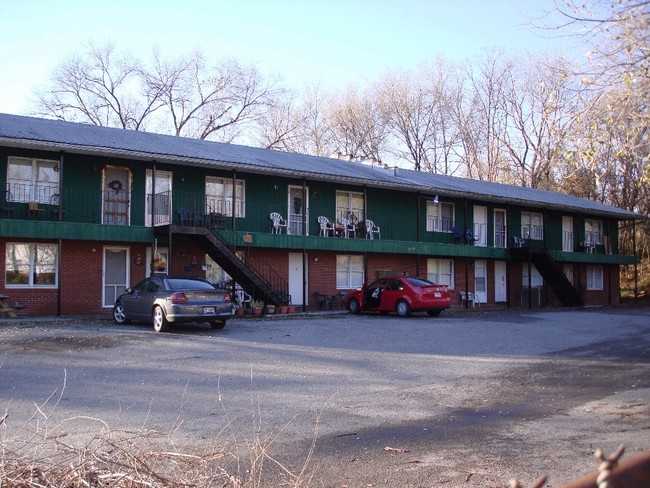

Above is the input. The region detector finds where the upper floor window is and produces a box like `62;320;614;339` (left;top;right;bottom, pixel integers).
426;201;454;232
336;191;364;224
427;258;454;288
5;242;58;287
584;219;603;245
206;176;245;218
7;157;59;204
521;211;544;240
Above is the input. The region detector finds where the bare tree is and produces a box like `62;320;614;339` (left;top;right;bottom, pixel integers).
33;43;162;130
325;86;387;162
454;50;512;182
377;56;462;173
144;51;280;142
500;56;578;189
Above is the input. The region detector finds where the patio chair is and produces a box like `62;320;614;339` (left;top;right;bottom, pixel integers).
365;219;381;239
270;212;288;234
318;216;334;237
452;226;462;244
340;217;356;238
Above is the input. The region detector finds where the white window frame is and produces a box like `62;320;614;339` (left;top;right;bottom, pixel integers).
335;191;364;224
5;242;58;288
521;211;544;241
426;201;454;233
584;219;603;245
6;156;60;204
336;254;364;289
206;176;245;218
586;265;603;290
427;258;454;289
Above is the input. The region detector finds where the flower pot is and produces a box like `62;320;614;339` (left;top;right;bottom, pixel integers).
235;307;244;317
252;307;262;316
279;305;289;314
287;305;296;313
266;305;276;314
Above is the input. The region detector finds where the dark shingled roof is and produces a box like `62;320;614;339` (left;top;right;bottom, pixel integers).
0;112;640;220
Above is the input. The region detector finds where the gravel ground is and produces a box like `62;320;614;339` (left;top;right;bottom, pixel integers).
0;307;648;487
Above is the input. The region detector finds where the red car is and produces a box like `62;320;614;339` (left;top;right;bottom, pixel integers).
344;276;451;317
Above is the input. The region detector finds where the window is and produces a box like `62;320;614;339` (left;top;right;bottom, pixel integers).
206;176;245;218
521;211;544;240
5;243;58;287
7;157;59;203
584;219;603;245
427;258;454;288
335;191;364;224
563;264;574;285
586;265;603;290
426;201;454;232
336;255;364;289
522;265;544;287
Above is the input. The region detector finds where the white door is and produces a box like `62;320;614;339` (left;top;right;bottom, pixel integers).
145;170;172;227
562;216;573;251
288;186;309;235
474;259;487;303
289;253;305;306
103;247;129;308
494;261;507;302
473;205;487;246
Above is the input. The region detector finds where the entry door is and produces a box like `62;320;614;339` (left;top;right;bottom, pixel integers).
473;206;487;246
494;209;506;248
102;167;130;225
494;261;507;302
474;259;487;303
288;186;309;235
289;252;305;306
103;247;129;308
145;170;172;227
562;216;573;251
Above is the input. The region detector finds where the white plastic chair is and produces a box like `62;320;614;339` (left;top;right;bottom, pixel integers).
339;218;356;238
365;219;381;239
318;216;334;237
270;212;287;234
235;289;252;308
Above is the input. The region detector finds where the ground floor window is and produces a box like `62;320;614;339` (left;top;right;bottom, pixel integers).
5;242;58;287
427;258;454;288
563;263;574;285
586;265;603;290
522;264;544;287
336;255;364;289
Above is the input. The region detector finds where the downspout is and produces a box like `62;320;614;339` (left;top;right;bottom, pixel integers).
232;170;237;232
464;199;469;309
415;193;420;276
150;162;156;275
302;178;307;311
57;151;64;316
633;220;638;305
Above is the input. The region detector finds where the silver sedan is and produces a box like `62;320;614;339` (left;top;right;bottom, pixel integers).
113;276;233;332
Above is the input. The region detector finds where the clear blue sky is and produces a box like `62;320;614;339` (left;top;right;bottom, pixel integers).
0;0;577;114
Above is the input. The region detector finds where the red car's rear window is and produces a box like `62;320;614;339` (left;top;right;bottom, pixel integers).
405;277;435;287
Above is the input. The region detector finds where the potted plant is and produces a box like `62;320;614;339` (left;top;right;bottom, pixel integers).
266;303;276;314
251;299;264;316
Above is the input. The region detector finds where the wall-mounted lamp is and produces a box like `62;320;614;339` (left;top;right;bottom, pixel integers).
91;247;97;253
433;195;439;205
313;257;319;262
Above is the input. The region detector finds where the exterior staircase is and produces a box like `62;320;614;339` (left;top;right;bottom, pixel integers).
160;223;291;307
510;247;583;307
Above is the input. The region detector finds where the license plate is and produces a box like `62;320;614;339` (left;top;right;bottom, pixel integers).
434;292;442;298
203;306;216;314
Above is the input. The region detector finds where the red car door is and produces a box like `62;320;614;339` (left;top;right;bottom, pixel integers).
379;278;404;312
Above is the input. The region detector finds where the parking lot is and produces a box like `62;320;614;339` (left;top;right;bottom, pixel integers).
1;308;649;487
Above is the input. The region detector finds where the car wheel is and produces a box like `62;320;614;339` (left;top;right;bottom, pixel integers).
347;298;361;314
152;305;170;332
113;302;130;324
396;299;411;317
210;320;226;330
427;309;442;317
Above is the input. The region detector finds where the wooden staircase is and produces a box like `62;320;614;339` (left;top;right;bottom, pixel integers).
510;247;583;307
